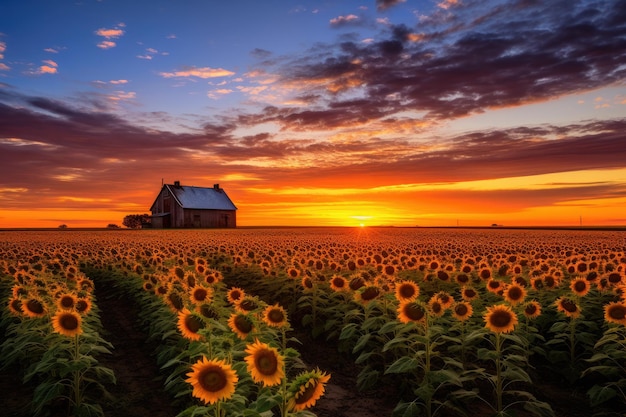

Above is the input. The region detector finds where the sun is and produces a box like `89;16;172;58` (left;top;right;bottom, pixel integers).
351;215;372;227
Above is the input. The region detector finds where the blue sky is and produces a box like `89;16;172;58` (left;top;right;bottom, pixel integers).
1;0;625;227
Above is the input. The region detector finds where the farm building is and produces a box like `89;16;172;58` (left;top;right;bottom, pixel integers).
149;181;237;228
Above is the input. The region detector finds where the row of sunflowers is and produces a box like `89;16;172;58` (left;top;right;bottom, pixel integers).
2;227;626;417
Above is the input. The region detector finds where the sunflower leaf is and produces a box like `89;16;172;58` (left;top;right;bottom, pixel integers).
385;356;419;374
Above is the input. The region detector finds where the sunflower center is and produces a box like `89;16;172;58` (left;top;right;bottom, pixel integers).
404;303;425;321
185;315;205;333
60;313;79;330
60;296;75;308
464;288;477;298
561;299;578;313
608;273;622;283
168;292;184;311
27;299;44;314
609;305;626;320
255;351;279;375
431;302;442;314
194;288;208;301
573;281;587;292
361;287;380;301
349;277;365;290
267;309;285;324
332;278;345;288
199;366;227;392
525;304;537;315
455;304;468;316
507;287;523;300
75;300;88;313
489;310;512;328
398;284;416;299
234;315;253;333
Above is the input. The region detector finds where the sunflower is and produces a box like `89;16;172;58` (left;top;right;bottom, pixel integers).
522;300;542;319
228;312;254;340
604;302;626;326
461;286;479;301
7;296;23;316
262;304;289;328
435;291;454;309
503;283;526;305
484;304;518;334
394;280;419;302
226;287;245;305
186;357;238;405
244;339;285;386
570;277;591;297
301;276;314;290
177;309;206;341
397;301;427;324
452;301;473;321
329;275;349;292
349;275;366;291
164;290;185;312
22;297;47;318
354;285;381;305
287;368;331;412
190;285;213;304
555;296;581;319
74;297;92;315
51;310;83;337
235;296;260;313
56;293;77;311
428;297;445;317
486;278;504;295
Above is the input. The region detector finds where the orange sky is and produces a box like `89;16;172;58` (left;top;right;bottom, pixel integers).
1;1;625;228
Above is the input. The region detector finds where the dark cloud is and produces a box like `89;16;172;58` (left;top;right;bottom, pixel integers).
376;0;405;12
263;0;626;128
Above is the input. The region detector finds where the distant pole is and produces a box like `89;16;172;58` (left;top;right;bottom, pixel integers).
579;216;582;227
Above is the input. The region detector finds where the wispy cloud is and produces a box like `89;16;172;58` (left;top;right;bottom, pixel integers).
159;66;235;79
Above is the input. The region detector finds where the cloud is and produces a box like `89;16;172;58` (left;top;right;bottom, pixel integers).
329;14;360;27
251;1;626;131
376;0;406;11
97;41;116;49
95;28;124;39
95;24;125;49
0;41;6;59
159;66;235;79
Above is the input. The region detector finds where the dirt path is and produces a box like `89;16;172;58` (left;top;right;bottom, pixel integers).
94;284;179;417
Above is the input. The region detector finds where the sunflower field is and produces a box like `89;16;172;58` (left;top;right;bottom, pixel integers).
1;227;625;417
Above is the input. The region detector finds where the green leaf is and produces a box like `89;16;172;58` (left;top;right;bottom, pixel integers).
385;356;419;374
353;333;372;354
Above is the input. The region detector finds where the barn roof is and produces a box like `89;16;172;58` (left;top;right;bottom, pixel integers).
162;183;237;211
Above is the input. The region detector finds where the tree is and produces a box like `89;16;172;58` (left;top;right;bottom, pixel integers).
106;224;121;229
123;214;151;229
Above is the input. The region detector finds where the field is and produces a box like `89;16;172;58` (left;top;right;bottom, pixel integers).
1;227;625;417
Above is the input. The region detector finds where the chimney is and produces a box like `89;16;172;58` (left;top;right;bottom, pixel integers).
213;183;220;191
174;180;181;187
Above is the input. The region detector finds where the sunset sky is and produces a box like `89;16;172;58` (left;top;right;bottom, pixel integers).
1;0;625;228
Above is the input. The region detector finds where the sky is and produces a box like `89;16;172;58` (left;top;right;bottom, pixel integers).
0;0;625;228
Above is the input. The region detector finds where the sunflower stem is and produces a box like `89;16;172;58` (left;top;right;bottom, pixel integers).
495;332;503;416
569;317;577;366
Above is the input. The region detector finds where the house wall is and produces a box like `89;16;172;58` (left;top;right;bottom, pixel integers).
182;209;236;228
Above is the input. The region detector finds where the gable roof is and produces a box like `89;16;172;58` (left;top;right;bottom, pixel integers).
155;184;237;211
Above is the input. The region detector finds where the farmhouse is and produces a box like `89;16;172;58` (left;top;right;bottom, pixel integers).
149;181;237;228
